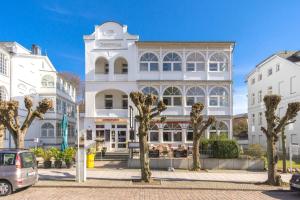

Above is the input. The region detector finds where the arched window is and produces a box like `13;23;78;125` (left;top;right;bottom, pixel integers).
209;122;229;139
95;57;109;74
163;52;182;71
186;87;205;106
209;53;228;72
0;53;8;75
163;87;182;106
41;75;54;88
140;53;159;71
186;52;205;72
114;57;128;74
163;123;182;142
218;122;229;139
149;124;159;142
41;123;54;137
209;87;228;107
0;86;7;101
141;87;159;96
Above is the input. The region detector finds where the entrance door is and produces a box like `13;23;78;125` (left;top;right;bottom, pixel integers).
110;130;127;151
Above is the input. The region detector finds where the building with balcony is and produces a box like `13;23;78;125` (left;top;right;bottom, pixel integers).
246;51;300;153
0;42;77;148
83;22;234;152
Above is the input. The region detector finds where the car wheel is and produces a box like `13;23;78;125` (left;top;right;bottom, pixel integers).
0;181;12;196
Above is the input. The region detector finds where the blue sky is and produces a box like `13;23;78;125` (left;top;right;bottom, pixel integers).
1;0;300;114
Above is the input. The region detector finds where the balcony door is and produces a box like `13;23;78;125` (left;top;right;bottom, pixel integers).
110;129;127;151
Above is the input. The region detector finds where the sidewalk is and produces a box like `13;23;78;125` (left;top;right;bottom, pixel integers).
38;168;293;184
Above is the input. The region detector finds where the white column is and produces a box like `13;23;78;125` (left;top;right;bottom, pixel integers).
182;85;186;115
109;58;114;81
182;128;187;144
159;128;163;143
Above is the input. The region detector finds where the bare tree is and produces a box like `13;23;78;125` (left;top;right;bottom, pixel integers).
190;103;215;171
0;124;5;148
130;92;166;182
58;72;84;102
281;127;287;173
261;95;300;186
0;97;53;148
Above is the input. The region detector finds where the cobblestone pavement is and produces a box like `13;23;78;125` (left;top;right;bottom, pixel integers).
38;168;292;184
2;180;300;200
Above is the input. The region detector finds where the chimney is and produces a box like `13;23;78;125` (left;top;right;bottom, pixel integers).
31;44;41;55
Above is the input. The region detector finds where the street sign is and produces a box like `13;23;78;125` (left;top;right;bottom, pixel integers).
128;142;139;148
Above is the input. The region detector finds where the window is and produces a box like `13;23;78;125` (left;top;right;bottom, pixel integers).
0;153;16;166
209;53;228;72
163;87;182;106
122;95;128;109
251;78;255;85
186;126;193;141
258;90;262;103
290;76;296;94
163;52;182;71
0;86;7;101
95;57;109;74
140;53;159;71
276;64;280;72
163;123;182;142
258;73;262;81
186;87;205;106
56;122;61;137
20;152;35;168
209;122;229;139
105;95;113;109
259;112;263;125
186;52;205;72
252;114;255;126
267;86;272;95
149;124;159;142
209;124;217;139
268;68;273;76
278;81;284;95
141;87;159;96
56;99;62;113
251;93;255;105
41;123;54;137
209;87;228;107
0;53;7;75
41;75;54;88
114;57;128;74
62;101;66;114
86;130;93;140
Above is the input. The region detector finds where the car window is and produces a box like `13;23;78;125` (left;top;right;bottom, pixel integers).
1;153;16;166
20;152;35;168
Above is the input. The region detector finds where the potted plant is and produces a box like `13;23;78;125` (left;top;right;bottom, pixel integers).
64;147;76;168
41;149;53;169
50;147;63;168
30;147;44;166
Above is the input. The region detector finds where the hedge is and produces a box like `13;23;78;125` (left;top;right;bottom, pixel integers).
199;139;240;159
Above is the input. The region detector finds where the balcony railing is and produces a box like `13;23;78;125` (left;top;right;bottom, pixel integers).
95;109;128;118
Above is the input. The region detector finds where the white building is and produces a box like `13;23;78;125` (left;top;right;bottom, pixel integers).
83;22;234;152
247;51;300;152
0;42;77;148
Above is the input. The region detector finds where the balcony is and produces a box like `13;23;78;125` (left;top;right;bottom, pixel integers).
207;106;230;116
95;109;128;118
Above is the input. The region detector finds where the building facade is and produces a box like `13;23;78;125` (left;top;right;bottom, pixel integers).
83;22;234;152
0;42;77;148
247;51;300;153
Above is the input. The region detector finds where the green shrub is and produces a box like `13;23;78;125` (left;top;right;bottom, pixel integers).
50;147;63;161
199;139;240;159
30;147;44;157
63;147;76;163
210;140;240;158
244;144;265;158
41;149;53;161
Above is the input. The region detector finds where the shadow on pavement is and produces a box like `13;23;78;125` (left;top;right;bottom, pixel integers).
262;190;300;200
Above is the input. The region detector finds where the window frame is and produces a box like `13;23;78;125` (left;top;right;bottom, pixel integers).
186;87;205;106
186;52;205;72
208;53;228;72
139;53;159;72
41;123;54;138
209;87;229;107
0;53;8;76
163;87;182;107
163;52;182;72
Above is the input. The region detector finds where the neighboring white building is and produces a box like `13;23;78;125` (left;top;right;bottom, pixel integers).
83;22;234;152
0;42;77;148
247;51;300;153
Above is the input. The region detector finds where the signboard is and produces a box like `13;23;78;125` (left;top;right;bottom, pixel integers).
95;118;128;123
128;142;139;149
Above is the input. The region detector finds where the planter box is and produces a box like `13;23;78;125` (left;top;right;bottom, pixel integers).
128;158;265;171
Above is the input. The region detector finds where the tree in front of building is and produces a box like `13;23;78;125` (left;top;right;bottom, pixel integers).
130;92;166;182
0;96;53;148
190;102;215;171
261;95;300;186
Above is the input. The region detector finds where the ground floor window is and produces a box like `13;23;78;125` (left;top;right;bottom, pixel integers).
209;121;229;139
149;124;159;142
187;126;193;141
163;123;182;142
86;130;93;140
41;123;54;137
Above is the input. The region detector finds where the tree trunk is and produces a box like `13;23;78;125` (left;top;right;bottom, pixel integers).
266;135;282;186
192;135;201;171
0;125;5;148
281;130;287;173
139;123;151;182
16;131;25;149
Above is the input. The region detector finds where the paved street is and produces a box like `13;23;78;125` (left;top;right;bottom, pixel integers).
2;179;300;200
38;168;293;184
